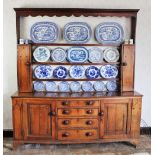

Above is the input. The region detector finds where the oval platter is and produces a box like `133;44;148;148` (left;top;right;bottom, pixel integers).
95;22;124;45
67;47;88;63
64;22;92;44
30;22;59;43
33;46;50;62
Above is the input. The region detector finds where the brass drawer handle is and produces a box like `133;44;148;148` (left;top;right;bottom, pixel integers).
62;132;69;137
63;120;70;125
86;101;94;105
86;120;93;125
62;109;70;114
85;132;93;136
62;101;70;106
86;109;93;114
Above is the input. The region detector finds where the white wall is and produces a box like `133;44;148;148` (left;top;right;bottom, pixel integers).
3;0;151;129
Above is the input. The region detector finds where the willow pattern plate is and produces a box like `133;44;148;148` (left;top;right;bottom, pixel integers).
59;82;70;92
33;46;50;62
106;81;117;91
33;81;45;91
34;65;53;79
64;22;92;44
88;47;104;63
30;22;59;43
69;66;85;79
53;66;68;79
45;81;57;92
94;81;107;91
95;22;124;44
103;48;119;62
51;48;66;62
70;81;81;92
100;65;118;78
82;81;94;92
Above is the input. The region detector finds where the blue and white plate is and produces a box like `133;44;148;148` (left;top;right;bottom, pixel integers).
53;66;68;79
88;47;104;63
30;22;59;43
51;48;66;62
95;22;124;44
33;81;45;91
34;65;53;79
106;81;117;91
69;66;85;79
100;65;118;78
82;81;94;92
70;81;81;92
103;48;119;62
94;81;107;91
64;22;92;44
59;82;70;92
33;46;50;62
67;47;88;63
45;81;57;92
85;66;100;79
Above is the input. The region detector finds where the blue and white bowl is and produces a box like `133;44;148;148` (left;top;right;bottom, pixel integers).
94;81;107;91
45;81;57;92
53;66;68;79
82;81;94;92
33;46;50;62
100;65;118;78
30;22;59;43
59;82;70;92
70;81;81;92
67;47;89;63
106;81;118;91
64;22;92;44
51;48;66;62
69;65;85;79
85;66;100;79
33;81;45;91
34;65;53;79
95;22;124;45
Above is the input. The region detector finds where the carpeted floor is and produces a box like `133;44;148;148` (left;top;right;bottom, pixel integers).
3;135;151;155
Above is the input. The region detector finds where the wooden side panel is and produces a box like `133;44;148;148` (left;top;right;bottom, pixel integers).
130;98;142;138
12;98;23;140
17;45;32;92
121;45;135;91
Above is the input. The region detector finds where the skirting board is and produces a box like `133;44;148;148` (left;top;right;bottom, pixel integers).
3;127;151;138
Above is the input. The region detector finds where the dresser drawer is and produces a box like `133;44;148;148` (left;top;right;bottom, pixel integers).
57;129;98;140
57;118;98;129
57;108;99;117
57;100;99;108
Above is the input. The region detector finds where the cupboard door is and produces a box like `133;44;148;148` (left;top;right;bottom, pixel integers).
100;98;132;139
22;100;55;140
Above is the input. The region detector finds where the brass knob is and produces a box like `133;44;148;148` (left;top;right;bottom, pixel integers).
62;109;70;114
25;62;30;66
86;109;93;114
86;132;93;136
86;120;93;125
99;111;104;116
62;132;69;137
62;101;69;106
63;120;70;125
86;101;94;105
48;111;56;116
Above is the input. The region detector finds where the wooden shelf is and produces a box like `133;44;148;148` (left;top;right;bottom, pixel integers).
32;62;120;65
31;43;121;47
32;78;119;81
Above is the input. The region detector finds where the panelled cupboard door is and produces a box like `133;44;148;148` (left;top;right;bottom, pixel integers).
22;100;55;140
100;98;132;139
